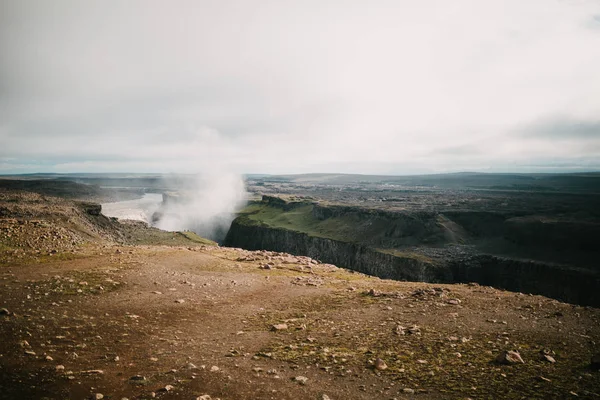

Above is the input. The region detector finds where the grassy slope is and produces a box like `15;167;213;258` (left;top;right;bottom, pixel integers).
237;202;437;263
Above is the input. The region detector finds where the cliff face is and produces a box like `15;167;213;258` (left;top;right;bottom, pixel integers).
224;219;448;282
224;197;600;306
225;218;600;306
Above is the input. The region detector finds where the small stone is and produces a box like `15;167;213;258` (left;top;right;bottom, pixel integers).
160;385;174;392
495;350;524;365
447;299;461;305
271;323;288;331
210;365;220;372
129;375;146;381
407;325;421;335
294;376;309;385
394;325;406;335
542;354;556;363
321;395;332;400
0;308;10;315
45;355;54;361
93;394;104;400
402;388;415;394
196;396;212;400
175;299;185;304
24;350;36;356
55;365;65;371
81;370;104;375
537;376;552;382
374;358;388;370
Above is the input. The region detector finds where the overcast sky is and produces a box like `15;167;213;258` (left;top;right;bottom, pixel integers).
1;0;599;175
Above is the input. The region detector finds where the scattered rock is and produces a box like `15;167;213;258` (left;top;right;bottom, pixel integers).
495;350;524;365
374;358;388;371
320;395;332;400
402;388;415;394
271;323;288;331
408;325;421;335
210;365;220;372
541;354;556;363
447;298;461;305
293;376;309;385
93;394;104;400
160;385;174;392
197;396;212;400
0;308;10;315
394;325;406;335
81;370;104;375
55;365;65;371
175;299;185;304
129;375;147;381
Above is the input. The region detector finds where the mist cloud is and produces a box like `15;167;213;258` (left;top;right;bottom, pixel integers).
153;172;247;242
1;0;599;174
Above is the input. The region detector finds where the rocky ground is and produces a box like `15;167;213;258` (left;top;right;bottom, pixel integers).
1;189;599;400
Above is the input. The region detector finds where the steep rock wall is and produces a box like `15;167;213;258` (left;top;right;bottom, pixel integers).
225;217;600;306
224;219;449;282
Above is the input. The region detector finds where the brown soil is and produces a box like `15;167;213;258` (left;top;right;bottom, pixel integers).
1;190;599;400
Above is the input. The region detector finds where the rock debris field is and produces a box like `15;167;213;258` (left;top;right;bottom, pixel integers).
1;190;599;399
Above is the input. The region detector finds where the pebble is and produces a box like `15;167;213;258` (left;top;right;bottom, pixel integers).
495;350;524;365
93;394;104;400
374;358;388;371
294;376;309;385
402;388;415;394
542;354;556;363
271;323;288;331
210;366;220;372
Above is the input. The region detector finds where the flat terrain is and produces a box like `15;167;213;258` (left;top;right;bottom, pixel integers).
1;188;600;399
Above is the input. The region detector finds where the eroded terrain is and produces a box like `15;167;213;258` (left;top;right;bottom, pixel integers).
1;186;600;399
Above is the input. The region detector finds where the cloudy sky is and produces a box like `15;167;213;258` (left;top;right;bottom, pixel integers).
1;0;599;175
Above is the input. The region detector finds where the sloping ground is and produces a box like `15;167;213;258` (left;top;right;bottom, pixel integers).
234;198;468;248
0;190;599;399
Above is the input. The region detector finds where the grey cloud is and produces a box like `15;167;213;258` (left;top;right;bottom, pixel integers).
2;0;600;174
519;118;600;140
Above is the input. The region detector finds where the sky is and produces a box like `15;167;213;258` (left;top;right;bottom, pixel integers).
1;0;599;175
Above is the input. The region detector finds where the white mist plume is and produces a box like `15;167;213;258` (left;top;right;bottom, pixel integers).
154;172;248;242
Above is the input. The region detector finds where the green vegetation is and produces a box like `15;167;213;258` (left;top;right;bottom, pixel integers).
177;230;218;246
238;202;393;245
